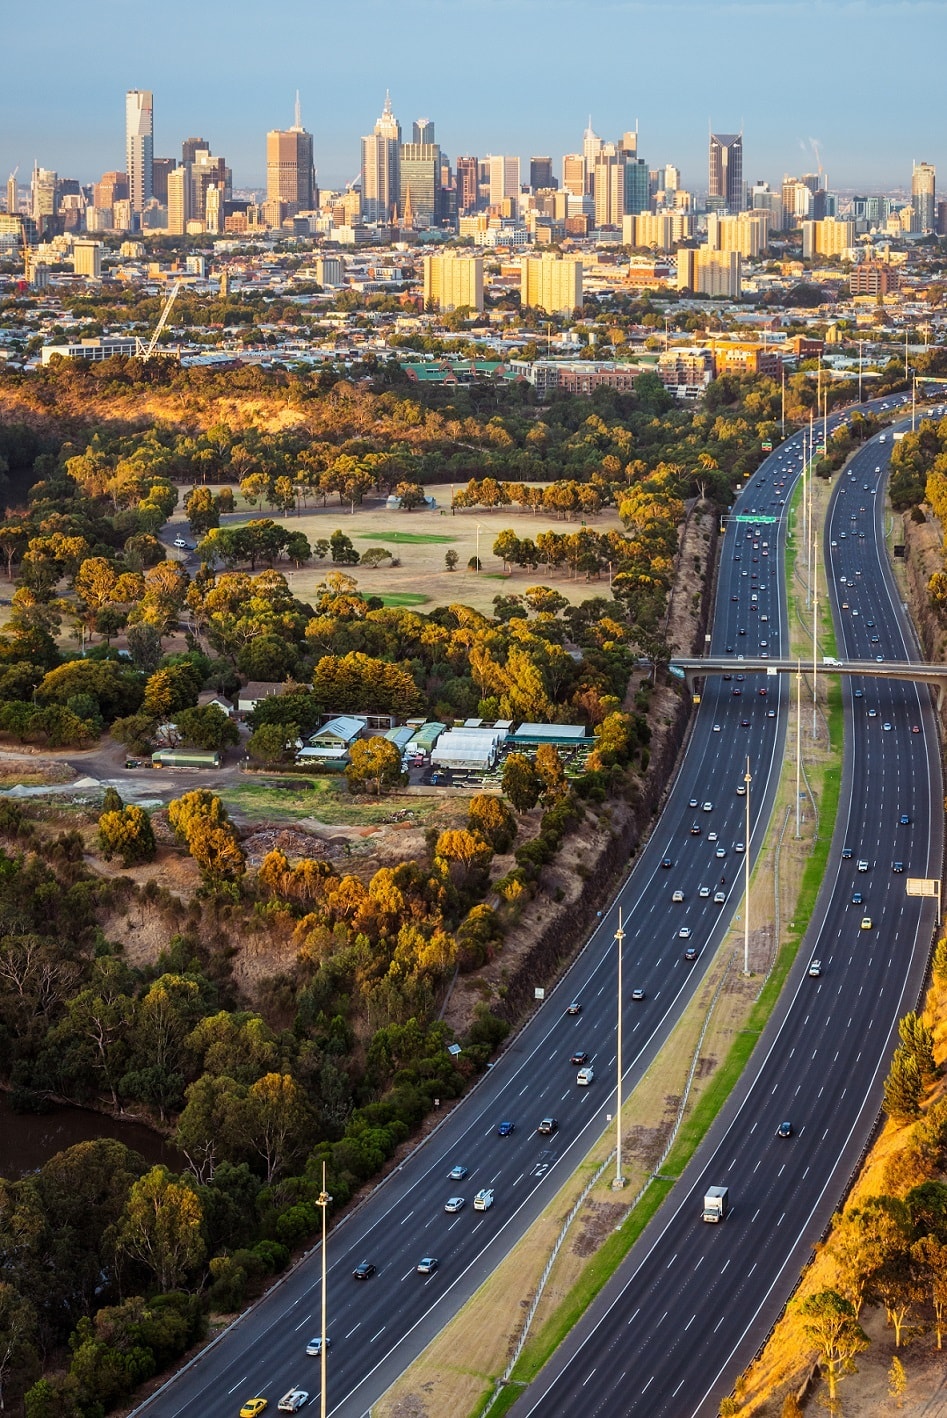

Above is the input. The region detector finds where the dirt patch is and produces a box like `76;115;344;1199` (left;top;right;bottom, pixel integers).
571;1200;627;1258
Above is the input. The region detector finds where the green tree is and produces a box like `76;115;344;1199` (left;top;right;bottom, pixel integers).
185;487;219;537
247;722;298;766
795;1289;868;1411
888;1355;907;1408
0;1282;37;1412
174;705;240;752
345;737;405;795
898;1011;937;1082
247;1072;313;1182
535;742;569;801
884;1047;923;1122
329;530;359;565
501;752;542;812
445;549;459;572
98;805;157;868
116;1166;205;1292
174;1074;250;1183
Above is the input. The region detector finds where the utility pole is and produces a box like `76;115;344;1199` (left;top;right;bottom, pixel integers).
317;1163;332;1418
612;909;626;1189
795;658;802;838
743;756;751;974
858;339;864;405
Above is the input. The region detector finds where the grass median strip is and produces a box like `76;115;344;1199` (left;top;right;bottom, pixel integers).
374;476;846;1418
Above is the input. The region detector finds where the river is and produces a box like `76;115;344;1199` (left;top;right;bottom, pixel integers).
0;1094;185;1179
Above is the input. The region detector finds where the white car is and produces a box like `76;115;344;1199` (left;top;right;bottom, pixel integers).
278;1392;309;1413
444;1196;465;1213
306;1337;330;1356
672;889;684;902
576;1066;594;1085
679;926;692;939
713;889;726;903
699;885;711;898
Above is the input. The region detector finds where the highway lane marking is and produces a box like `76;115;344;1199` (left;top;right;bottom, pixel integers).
293;1315;312;1331
641;1375;655;1393
683;1315;696;1332
752;1209;760;1222
518;1084;531;1096
227;1377;247;1394
665;1253;678;1269
626;1307;640;1326
370;1326;386;1342
400;1268;414;1280
714;1314;726;1332
399;1210;414;1225
344;1322;361;1338
581;1369;597;1387
514;1173;524;1186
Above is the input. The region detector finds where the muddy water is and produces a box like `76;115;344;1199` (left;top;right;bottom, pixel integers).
0;1094;185;1179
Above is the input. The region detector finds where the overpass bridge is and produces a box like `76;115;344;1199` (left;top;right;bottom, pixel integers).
669;656;947;709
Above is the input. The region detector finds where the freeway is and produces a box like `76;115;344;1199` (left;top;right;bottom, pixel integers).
135;423;826;1418
511;421;942;1416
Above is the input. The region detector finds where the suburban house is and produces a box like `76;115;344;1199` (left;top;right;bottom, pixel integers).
237;682;288;716
296;715;366;764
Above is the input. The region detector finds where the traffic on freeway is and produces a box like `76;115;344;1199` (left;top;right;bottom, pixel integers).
513;410;942;1417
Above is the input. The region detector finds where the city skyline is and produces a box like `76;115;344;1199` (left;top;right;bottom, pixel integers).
1;0;944;195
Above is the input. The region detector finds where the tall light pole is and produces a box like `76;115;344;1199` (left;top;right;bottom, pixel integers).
475;521;483;574
743;756;752;975
781;364;786;438
795;658;802;838
316;1163;332;1418
812;527;819;740
912;375;917;433
858;339;864;406
612;908;626;1190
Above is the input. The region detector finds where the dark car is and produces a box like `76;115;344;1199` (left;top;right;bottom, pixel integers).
497;1120;515;1136
899;813;910;825
690;823;702;835
537;1117;558;1136
570;1050;589;1065
776;1121;793;1138
352;1260;376;1280
566;1000;582;1014
683;945;698;961
661;857;673;869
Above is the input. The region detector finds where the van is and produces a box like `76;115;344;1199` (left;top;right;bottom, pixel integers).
473;1188;494;1211
576;1066;594;1086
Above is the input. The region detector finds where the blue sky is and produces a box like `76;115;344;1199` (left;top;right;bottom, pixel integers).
2;0;942;195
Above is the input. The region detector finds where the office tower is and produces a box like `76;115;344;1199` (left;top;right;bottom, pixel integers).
562;154;585;198
456;156;479;213
361;91;401;222
93;171;127;212
487;155;520;208
912;161;936;234
801;217;855;259
664;164;681;192
592;144;648;227
267;96;317;217
151;158;175;205
583;119;602;194
422;253;484;312
30;166;58;231
126;90;154;211
400;134;441;227
413;118;435;145
72;240;103;278
676;247;742;297
5;172;16;216
530;157;555;191
520;253;583;315
781;177;814;228
708;131;743;211
167;165;191;235
192;146;230;221
182;137;208;165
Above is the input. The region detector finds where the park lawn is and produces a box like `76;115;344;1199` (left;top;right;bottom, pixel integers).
374;592;430;607
356;531;459;545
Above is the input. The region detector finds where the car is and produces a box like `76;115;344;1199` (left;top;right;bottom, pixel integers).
732;687;742;696
241;1402;268;1418
576;1066;594;1086
740;718;751;727
851;891;863;905
570;1050;589;1065
899;813;911;825
713;723;722;732
876;655;885;663
736;784;746;795
537;1117;558;1135
497;1120;515;1136
860;916;873;930
683;945;698;961
444;1195;465;1212
688;797;699;809
893;860;905;873
690;823;702;835
352;1261;376;1281
306;1336;331;1355
679;926;692;939
172;536;193;550
868;708;878;717
661;857;673;869
870;635;880;644
278;1392;309;1413
699;885;711;898
708;830;718;843
842;846;853;859
566;1001;582;1014
767;708;776;717
631;988;645;1001
776;1121;793;1138
417;1256;439;1274
808;960;822;977
473;1188;495;1209
714;889;726;903
911;724;921;734
672;889;684;902
883;722;892;732
735;841;745;853
854;688;864;698
448;1164;468;1180
702;801;713;812
716;845;727;858
857;859;869;872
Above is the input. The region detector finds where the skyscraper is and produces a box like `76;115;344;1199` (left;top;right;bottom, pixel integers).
487;155;520;208
30;165;57;232
125;90;154;212
413;118;435;145
520;253;583;315
708;132;743;212
592;144;648;227
361;92;402;222
400;138;441;227
561;154;585;198
5;172;17;216
266;95;316;217
583;119;602;195
912;161;936;234
456;156;479;213
530;157;555;191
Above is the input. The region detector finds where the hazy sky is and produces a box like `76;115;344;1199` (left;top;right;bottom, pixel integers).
2;0;941;195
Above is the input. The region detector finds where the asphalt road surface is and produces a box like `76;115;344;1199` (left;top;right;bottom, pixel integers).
510;415;942;1417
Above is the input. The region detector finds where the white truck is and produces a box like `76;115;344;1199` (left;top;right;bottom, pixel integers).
702;1186;729;1222
473;1188;494;1211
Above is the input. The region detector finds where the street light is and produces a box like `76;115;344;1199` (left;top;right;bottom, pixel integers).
316;1163;332;1418
743;756;752;975
612;908;626;1190
858;339;864;406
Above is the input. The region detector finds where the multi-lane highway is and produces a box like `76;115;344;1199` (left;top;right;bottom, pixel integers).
511;419;942;1416
136;428;824;1418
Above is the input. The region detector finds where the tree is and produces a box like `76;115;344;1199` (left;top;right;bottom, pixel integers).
535;742;568;802
185;487;219;537
125;623;163;674
0;1283;37;1413
247;1073;313;1182
912;1233;947;1348
174;1074;250;1183
359;547;393;569
98;805;157;868
502;752;542;812
345;737;404;796
168;790;245;883
884;1046;923;1122
247;722;298;767
116;1166;205;1291
174;705;240;753
434;828;493;888
796;1290;868;1411
888;1355;907;1408
329;530;359;564
898;1011;937;1082
467;794;517;853
444;549;459;572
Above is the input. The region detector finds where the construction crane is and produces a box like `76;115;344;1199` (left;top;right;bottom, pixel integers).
136;281;182;360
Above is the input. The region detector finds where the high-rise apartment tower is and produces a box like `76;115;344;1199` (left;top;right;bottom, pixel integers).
912;161;936;234
125;90;154;211
708;132;743;212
